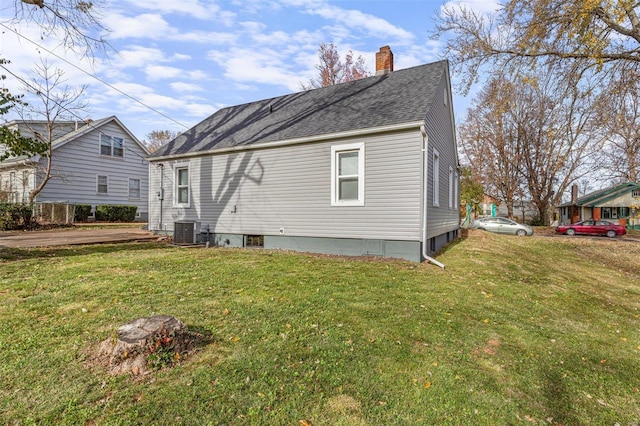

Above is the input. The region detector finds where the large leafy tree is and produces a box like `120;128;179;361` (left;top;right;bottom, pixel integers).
459;76;524;218
460;65;601;224
302;42;370;89
436;0;640;93
592;69;640;182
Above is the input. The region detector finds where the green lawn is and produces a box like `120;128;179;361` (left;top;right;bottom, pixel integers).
1;232;639;425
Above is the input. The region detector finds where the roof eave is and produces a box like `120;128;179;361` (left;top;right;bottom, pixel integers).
148;120;426;162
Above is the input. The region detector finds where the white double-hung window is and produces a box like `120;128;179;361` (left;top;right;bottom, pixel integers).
100;134;124;157
331;142;365;206
174;164;190;207
97;175;108;194
128;178;141;199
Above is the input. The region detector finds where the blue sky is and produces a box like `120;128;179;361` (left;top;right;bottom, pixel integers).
1;0;497;142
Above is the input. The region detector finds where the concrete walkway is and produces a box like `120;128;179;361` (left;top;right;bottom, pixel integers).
0;227;160;248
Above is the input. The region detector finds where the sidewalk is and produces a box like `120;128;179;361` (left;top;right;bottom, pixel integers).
0;227;160;248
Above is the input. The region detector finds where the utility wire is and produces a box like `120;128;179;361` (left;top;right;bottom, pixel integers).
0;22;190;130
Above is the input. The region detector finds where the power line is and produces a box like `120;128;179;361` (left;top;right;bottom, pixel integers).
0;22;190;130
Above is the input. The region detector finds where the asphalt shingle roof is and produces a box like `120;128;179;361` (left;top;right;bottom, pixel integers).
153;60;448;158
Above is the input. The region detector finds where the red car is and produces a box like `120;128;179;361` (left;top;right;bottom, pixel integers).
556;220;626;238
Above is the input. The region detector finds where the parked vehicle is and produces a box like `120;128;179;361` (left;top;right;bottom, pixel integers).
471;217;534;236
555;220;626;238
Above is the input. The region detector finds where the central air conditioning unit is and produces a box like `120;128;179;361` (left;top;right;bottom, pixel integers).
174;221;198;245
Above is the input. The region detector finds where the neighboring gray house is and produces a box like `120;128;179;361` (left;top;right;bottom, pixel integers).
148;47;460;263
0;116;149;221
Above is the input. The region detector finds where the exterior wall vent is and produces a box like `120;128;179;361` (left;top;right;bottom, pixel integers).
174;221;196;245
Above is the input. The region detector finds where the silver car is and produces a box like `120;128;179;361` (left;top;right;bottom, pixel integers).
471;217;534;236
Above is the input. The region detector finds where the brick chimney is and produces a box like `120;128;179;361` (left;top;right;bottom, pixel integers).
375;46;393;76
571;184;578;204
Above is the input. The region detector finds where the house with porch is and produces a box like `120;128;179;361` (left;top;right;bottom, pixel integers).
557;182;640;228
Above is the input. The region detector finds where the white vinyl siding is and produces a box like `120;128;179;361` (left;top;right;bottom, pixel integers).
150;129;424;240
424;71;460;239
331;142;364;206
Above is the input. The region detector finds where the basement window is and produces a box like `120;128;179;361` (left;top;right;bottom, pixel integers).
245;235;264;247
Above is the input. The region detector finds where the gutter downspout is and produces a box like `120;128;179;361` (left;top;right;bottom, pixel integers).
421;126;445;268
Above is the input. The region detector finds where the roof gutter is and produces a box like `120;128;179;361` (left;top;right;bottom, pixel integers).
421;125;445;268
149;120;425;162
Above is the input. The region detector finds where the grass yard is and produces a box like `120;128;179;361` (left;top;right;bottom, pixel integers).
1;231;639;425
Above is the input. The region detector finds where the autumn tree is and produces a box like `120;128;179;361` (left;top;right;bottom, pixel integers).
592;68;640;182
8;0;109;58
459;76;524;219
143;130;178;153
459;166;484;219
302;42;370;89
435;0;640;93
13;59;89;205
460;65;602;224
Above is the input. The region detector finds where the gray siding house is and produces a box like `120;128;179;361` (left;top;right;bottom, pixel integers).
148;47;460;263
0;116;150;221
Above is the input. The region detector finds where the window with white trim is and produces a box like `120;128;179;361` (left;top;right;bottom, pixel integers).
97;175;108;194
100;134;124;157
448;166;454;209
128;178;141;199
174;165;190;207
433;149;440;206
331;143;365;206
454;171;459;209
633;189;640;197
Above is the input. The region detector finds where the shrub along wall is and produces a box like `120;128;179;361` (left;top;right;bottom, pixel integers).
95;205;137;222
73;204;93;222
0;203;33;230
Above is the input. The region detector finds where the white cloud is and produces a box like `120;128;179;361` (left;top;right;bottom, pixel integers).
441;0;501;16
173;31;238;44
122;0;237;24
170;82;205;93
145;65;183;81
207;48;303;92
308;4;414;43
113;46;168;69
105;13;174;39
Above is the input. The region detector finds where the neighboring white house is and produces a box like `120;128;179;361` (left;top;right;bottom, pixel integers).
0;116;150;221
148;46;460;262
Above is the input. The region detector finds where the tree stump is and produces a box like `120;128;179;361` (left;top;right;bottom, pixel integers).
95;315;194;375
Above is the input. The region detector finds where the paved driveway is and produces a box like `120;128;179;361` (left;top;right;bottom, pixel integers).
0;227;160;248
